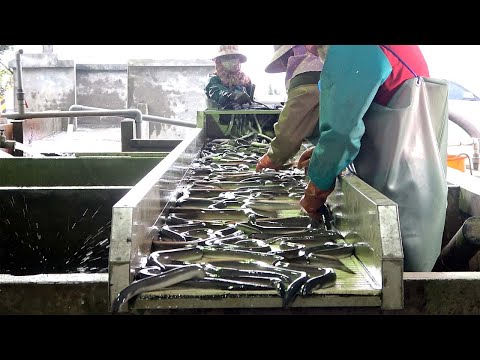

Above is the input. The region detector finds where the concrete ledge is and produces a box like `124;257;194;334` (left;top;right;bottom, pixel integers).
128;59;214;67
397;271;480;315
404;271;480;281
76;64;127;71
0;274;108;314
8;53;74;68
0;273;108;284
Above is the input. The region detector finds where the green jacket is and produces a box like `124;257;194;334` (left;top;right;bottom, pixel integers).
205;74;254;108
267;71;321;166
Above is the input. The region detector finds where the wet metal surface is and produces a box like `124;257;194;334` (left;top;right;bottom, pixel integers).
109;130;404;312
137;272;480;315
329;174;403;309
109;128;203;307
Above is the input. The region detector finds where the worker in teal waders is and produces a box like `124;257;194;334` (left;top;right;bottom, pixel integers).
298;45;449;272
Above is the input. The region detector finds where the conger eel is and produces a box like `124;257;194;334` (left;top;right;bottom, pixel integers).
111;264;205;313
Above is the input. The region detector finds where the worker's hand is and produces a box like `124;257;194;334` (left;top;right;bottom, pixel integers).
300;181;335;220
232;92;251;105
256;153;281;172
297;147;315;170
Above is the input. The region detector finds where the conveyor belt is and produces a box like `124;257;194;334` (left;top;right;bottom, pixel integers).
109;126;403;312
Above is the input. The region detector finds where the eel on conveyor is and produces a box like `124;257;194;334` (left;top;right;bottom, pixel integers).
111;264;205;313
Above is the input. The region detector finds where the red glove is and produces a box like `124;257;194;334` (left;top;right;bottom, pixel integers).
300;181;335;220
256;153;281;172
297;147;315;170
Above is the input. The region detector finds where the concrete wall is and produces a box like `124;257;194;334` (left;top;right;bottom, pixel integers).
0;275;108;314
9;55;214;141
76;64;127;127
9;54;75;143
127;59;214;139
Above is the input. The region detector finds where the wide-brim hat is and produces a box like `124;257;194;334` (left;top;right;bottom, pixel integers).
213;45;247;63
265;45;295;73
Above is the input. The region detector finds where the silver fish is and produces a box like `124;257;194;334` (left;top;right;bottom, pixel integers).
147;247;203;267
200;246;284;265
204;259;308;307
303;242;355;258
176;277;281;292
300;268;337;295
111;265;205;313
288;253;355;274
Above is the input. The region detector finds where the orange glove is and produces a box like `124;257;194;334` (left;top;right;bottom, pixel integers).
256;153;281;172
297;147;315;170
300;181;335;220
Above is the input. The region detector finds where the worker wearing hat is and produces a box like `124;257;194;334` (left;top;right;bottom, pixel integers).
205;45;254;109
298;45;448;271
256;45;324;172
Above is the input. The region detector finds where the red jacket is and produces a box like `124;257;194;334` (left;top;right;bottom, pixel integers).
374;45;430;106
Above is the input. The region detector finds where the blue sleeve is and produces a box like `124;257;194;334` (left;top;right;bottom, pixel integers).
308;45;392;190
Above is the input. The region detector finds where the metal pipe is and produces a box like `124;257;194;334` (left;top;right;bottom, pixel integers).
68;105;143;137
143;113;196;128
473;138;479;171
433;216;480;271
4;109;144;138
449;110;480;138
15;49;25;115
68;104;196;128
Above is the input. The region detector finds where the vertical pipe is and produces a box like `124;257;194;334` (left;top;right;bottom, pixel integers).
15;49;25;115
11;120;24;157
11;120;24;144
121;119;135;152
473;138;479;171
135;121;142;139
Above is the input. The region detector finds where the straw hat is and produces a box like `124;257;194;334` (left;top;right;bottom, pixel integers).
265;45;295;73
213;45;247;63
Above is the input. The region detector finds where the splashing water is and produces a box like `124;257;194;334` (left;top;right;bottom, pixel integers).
0;196;111;275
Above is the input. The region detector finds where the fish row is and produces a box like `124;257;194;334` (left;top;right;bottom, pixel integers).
116;138;351;312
